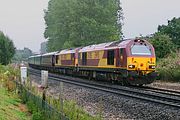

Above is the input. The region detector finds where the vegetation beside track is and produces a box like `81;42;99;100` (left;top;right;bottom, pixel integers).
0;87;31;120
0;64;101;120
147;17;180;82
0;65;31;120
28;81;102;120
157;52;180;82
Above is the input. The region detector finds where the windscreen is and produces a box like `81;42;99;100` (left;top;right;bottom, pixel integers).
131;45;152;55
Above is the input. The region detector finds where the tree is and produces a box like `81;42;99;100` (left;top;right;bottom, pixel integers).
0;31;15;65
12;48;33;63
40;41;47;54
44;0;123;51
149;33;176;58
158;17;180;48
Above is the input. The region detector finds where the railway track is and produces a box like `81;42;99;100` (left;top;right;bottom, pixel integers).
29;68;180;109
136;86;180;97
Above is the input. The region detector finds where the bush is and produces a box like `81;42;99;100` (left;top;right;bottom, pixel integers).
26;99;45;120
157;52;180;81
32;112;44;120
149;33;176;58
0;65;19;91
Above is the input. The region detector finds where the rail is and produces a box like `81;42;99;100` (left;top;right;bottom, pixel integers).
29;68;180;109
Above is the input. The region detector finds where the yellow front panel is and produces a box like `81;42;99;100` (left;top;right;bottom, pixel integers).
127;57;156;72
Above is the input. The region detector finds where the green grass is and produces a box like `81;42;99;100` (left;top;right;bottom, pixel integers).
0;87;31;120
0;64;100;120
46;96;101;120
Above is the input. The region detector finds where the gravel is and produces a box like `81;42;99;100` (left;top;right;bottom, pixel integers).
30;74;180;120
148;81;180;91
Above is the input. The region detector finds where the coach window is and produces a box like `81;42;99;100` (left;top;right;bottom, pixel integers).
107;50;114;65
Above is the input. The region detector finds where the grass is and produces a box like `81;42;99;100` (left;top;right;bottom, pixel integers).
0;64;100;120
29;84;101;120
0;64;31;120
0;87;31;120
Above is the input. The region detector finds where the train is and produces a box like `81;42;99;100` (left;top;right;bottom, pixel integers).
28;38;157;85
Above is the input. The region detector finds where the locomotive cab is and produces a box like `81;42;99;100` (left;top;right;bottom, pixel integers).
126;39;157;85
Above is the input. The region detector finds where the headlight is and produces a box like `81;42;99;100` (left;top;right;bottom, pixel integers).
128;65;135;69
149;65;156;69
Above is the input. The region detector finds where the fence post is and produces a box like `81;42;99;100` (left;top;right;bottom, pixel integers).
41;70;48;117
20;67;27;85
59;82;64;120
41;70;48;88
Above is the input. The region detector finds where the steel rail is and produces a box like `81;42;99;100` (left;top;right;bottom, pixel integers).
138;86;180;95
29;68;180;109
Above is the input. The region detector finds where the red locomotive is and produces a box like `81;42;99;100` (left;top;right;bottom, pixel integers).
28;39;157;85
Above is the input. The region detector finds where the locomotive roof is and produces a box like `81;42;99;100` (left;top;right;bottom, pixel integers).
29;39;148;58
56;48;77;55
79;39;132;52
42;51;58;56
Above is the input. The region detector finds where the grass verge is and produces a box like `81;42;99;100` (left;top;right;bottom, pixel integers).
0;87;31;120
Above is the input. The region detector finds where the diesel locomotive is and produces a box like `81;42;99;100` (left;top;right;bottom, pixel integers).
28;39;157;85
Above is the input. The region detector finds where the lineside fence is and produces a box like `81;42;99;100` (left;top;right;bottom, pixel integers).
15;81;68;120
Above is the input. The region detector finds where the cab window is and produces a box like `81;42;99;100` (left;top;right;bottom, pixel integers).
131;45;151;55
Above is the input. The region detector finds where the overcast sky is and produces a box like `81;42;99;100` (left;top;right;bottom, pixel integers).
0;0;180;52
0;0;48;52
122;0;180;38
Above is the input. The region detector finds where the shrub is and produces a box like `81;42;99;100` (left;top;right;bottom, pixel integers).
157;51;180;81
32;112;44;120
0;65;19;91
149;33;176;58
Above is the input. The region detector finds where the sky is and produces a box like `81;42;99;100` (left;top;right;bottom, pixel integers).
121;0;180;38
0;0;180;52
0;0;48;52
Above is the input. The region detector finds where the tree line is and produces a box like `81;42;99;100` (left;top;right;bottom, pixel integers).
149;17;180;81
44;0;123;52
44;0;180;60
149;17;180;58
0;31;15;65
12;48;33;63
1;1;180;65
